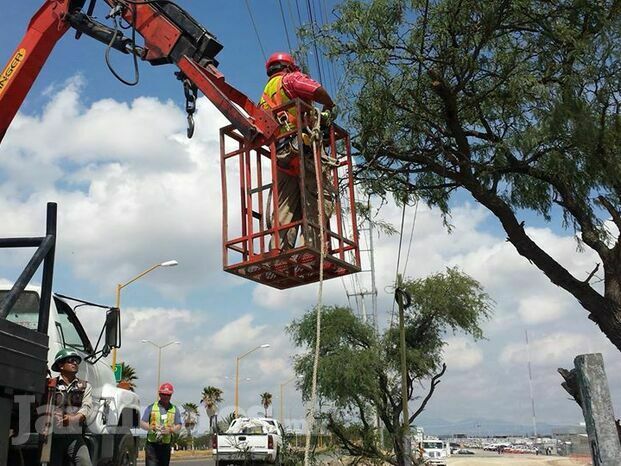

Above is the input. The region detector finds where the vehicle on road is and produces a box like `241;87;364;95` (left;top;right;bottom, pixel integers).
213;417;283;465
420;439;448;466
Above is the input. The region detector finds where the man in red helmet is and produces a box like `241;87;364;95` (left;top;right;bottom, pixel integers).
259;51;335;251
140;382;182;466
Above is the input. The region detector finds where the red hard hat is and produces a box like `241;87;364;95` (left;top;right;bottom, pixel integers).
159;382;174;395
266;52;297;73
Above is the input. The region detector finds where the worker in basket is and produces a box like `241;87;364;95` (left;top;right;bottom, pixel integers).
259;51;337;253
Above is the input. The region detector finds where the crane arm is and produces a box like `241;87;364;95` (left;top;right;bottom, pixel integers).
0;0;279;145
0;1;75;143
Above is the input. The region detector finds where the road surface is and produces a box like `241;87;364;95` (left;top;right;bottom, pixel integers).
139;458;213;465
138;454;590;465
448;454;590;465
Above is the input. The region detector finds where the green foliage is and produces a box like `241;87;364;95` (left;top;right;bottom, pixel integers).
288;268;492;464
309;0;621;351
119;362;138;391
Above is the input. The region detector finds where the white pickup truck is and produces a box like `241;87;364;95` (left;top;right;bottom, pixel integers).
213;417;284;465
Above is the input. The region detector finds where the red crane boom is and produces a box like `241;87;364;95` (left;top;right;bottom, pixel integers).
0;0;279;145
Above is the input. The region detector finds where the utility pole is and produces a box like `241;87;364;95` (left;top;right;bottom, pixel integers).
396;277;412;466
525;330;538;438
347;203;384;447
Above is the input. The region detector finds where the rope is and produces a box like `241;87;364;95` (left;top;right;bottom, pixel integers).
244;0;267;61
304;109;326;466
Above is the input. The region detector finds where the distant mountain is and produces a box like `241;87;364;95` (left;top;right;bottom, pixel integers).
413;415;580;437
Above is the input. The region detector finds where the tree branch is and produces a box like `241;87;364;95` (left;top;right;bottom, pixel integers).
597;196;621;232
409;363;447;423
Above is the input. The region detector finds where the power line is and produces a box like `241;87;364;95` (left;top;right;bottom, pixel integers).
320;0;338;96
402;198;419;277
287;0;309;71
245;0;267;61
390;201;408;327
305;0;325;84
278;0;293;53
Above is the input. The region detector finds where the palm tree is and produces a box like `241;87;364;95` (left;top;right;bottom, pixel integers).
181;402;199;431
200;386;224;433
119;362;138;391
181;402;199;450
260;392;272;417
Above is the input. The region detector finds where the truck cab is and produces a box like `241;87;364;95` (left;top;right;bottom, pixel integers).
2;285;140;466
420;439;448;466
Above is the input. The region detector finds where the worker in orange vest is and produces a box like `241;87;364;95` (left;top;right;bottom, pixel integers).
259;52;335;252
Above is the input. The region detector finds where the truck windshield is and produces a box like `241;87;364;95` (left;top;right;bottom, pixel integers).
423;442;444;449
55;305;88;351
1;290;40;330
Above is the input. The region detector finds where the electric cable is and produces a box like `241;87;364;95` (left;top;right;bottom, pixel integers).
390;200;408;327
390;0;430;327
402;198;419;277
305;0;325;84
245;0;267;61
278;0;293;53
317;0;337;96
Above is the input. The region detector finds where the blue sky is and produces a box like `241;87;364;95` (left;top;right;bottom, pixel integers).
2;1;620;437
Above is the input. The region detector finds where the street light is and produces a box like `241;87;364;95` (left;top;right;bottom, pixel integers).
111;259;178;369
235;344;270;417
141;339;180;391
280;375;302;426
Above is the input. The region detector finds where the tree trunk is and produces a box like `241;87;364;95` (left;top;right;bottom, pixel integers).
393;435;405;466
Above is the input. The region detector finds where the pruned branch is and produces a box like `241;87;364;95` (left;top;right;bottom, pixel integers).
585;264;600;284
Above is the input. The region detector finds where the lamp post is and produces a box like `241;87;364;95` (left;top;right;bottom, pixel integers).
111;259;178;369
141;339;180;391
280;375;302;427
234;344;270;417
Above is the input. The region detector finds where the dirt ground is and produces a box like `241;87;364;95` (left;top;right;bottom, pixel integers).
447;454;591;466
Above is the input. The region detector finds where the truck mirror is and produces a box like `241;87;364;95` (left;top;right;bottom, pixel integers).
105;307;121;349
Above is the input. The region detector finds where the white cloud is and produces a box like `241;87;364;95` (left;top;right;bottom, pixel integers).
443;337;484;370
210;315;267;352
517;294;571;324
500;332;590;366
0;80;238;296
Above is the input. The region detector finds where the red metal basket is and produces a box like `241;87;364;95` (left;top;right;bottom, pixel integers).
220;99;360;289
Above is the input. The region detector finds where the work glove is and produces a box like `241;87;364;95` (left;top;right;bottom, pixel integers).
320;107;337;126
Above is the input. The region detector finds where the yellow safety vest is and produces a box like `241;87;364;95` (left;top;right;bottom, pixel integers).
259;74;298;132
147;402;176;444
